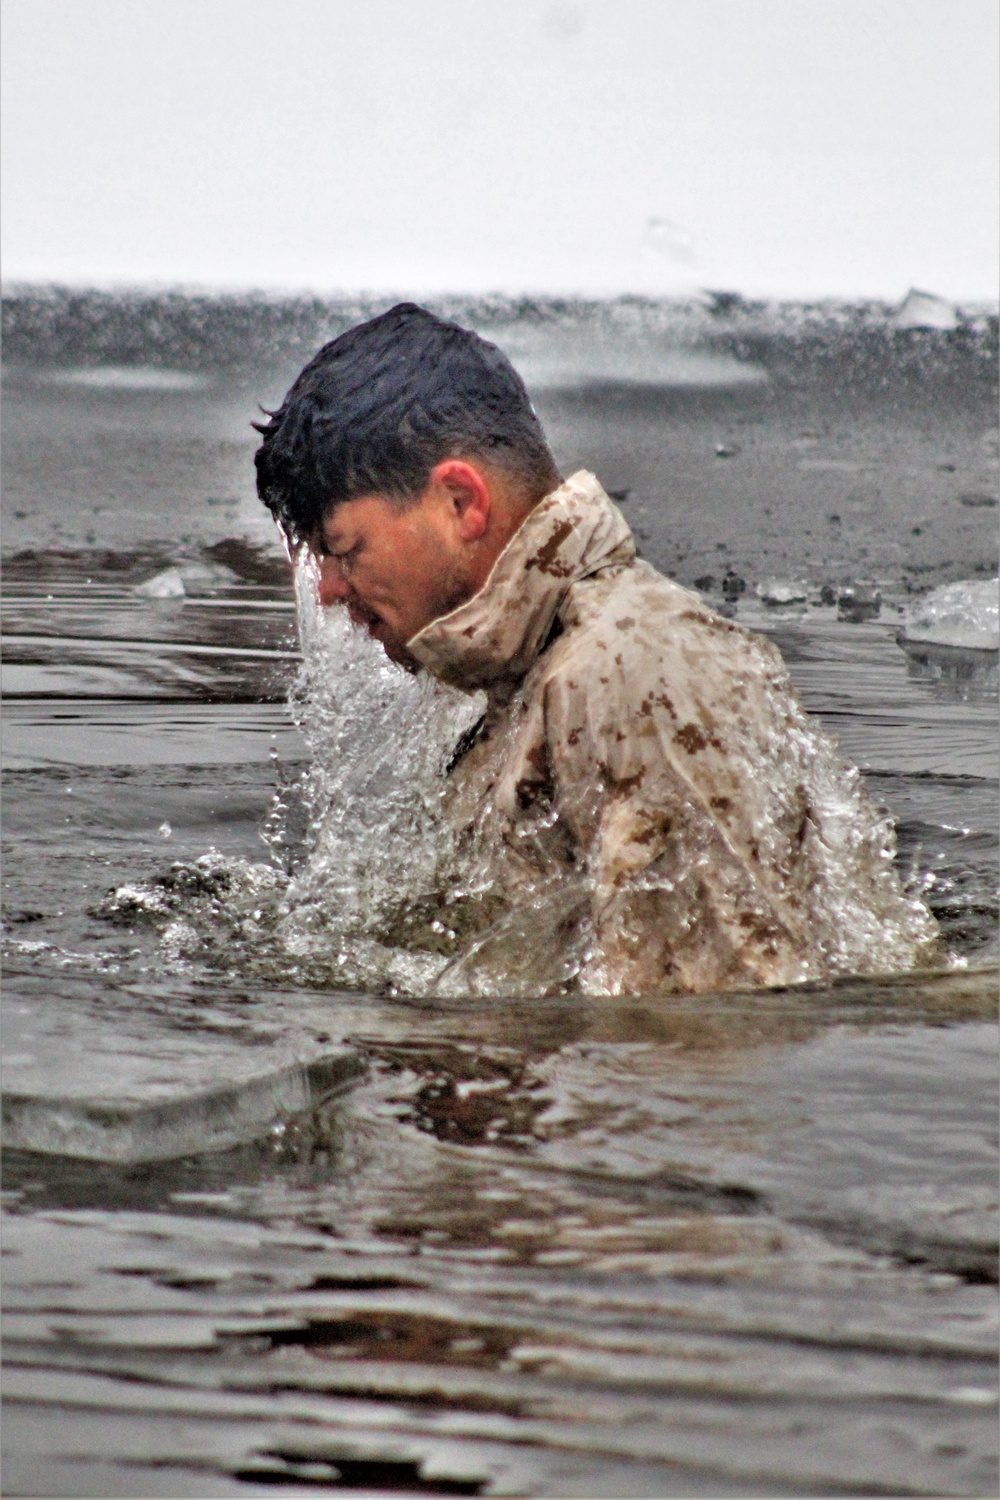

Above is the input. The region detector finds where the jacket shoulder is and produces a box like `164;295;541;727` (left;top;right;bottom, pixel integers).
550;561;787;691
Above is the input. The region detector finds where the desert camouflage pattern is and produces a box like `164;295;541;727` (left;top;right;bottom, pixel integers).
409;471;939;995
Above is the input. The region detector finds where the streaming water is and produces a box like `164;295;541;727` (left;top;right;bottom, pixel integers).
2;291;997;1497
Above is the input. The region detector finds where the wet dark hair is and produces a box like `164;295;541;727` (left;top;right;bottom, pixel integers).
253;303;559;546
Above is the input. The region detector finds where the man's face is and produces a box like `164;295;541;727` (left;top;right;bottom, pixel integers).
314;485;477;666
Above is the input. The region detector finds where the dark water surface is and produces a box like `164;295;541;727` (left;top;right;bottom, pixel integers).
2;292;998;1497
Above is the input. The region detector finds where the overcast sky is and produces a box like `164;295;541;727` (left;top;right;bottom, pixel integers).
2;0;997;299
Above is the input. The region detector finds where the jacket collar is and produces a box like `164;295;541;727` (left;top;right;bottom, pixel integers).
407;470;635;693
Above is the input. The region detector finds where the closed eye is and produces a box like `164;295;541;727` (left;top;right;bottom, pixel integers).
328;541;362;573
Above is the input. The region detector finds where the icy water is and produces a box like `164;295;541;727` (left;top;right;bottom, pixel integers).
2;291;999;1497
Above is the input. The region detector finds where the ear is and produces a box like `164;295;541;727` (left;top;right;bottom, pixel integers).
430;459;491;542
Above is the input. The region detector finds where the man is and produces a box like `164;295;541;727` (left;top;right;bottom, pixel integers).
255;303;938;995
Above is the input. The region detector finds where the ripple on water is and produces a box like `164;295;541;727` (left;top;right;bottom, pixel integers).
2;968;998;1496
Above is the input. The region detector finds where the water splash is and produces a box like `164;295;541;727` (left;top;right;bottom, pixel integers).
269;558;485;993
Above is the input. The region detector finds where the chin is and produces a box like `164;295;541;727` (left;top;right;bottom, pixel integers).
364;618;416;670
380;636;420;672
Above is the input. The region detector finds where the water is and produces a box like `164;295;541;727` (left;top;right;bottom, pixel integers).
2;290;998;1497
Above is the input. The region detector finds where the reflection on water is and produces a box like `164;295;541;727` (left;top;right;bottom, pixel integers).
3;970;998;1497
900;636;1000;702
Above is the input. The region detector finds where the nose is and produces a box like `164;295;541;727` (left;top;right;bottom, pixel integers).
317;557;352;607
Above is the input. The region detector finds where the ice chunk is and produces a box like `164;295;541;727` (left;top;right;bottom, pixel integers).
1;987;364;1162
2;1051;362;1162
134;562;239;599
892;290;959;332
838;583;882;622
757;578;808;606
902;579;999;652
176;561;240;594
135;566;186;599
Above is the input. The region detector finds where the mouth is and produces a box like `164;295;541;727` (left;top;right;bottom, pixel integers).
343;600;415;668
346;601;384;635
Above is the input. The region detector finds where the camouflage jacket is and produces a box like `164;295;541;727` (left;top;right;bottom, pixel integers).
409;472;938;995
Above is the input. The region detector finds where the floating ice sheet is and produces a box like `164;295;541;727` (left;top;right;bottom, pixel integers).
1;990;362;1162
757;578;809;606
902;578;999;652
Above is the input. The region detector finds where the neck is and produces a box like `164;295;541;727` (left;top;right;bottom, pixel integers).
467;467;560;595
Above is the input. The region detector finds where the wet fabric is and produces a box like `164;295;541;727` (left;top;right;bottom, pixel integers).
409;472;939;995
